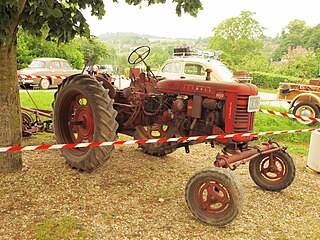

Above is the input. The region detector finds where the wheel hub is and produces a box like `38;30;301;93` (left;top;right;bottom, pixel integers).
300;108;312;117
67;95;94;143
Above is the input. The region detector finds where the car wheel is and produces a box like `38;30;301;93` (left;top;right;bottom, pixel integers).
39;78;51;90
292;102;320;126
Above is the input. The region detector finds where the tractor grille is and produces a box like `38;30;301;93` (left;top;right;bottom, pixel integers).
233;95;254;133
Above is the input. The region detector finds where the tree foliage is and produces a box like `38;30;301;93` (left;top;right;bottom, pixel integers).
274;55;319;79
209;11;265;70
270;20;320;61
74;36;110;66
0;0;203;173
17;29;84;69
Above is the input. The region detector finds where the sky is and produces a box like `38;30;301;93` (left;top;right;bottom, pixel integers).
82;0;320;39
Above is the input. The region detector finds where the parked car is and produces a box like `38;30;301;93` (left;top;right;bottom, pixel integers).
18;58;82;89
99;64;113;75
156;47;237;83
278;79;320;125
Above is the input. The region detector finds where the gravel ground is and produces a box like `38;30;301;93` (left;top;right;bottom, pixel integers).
0;134;319;239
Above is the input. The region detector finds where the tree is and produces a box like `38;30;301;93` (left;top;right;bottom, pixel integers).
17;29;84;69
209;11;265;70
271;20;308;61
74;36;109;66
275;55;319;79
0;0;202;173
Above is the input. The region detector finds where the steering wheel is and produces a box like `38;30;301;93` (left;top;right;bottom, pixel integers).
128;46;150;65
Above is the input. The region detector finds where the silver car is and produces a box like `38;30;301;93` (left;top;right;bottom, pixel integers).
18;58;82;89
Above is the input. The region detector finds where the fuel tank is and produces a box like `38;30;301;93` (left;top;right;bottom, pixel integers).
156;79;258;98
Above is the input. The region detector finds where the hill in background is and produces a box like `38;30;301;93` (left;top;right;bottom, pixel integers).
98;32;210;50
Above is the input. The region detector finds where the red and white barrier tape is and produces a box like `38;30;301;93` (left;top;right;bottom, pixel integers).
18;74;65;80
112;76;130;81
259;109;320;123
18;74;130;81
0;128;318;153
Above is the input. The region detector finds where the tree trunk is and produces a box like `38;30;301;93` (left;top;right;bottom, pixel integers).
0;40;22;172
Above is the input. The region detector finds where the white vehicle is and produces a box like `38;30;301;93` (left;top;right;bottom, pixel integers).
157;48;236;82
99;64;113;75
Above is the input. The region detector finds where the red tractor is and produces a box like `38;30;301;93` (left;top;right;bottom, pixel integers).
53;46;295;226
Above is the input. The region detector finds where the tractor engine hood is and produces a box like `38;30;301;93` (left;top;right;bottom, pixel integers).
155;79;258;98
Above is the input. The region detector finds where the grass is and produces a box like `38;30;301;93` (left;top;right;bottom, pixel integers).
20;89;315;157
20;90;55;110
33;218;88;240
258;87;278;94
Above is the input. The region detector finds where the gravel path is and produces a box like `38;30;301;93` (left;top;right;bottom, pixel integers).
0;134;319;239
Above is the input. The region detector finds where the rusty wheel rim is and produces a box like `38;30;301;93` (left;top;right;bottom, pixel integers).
193;178;232;218
136;125;169;138
259;156;287;182
62;93;94;156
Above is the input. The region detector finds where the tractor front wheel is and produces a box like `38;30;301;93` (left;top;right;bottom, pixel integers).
53;75;118;171
249;150;295;191
185;167;243;226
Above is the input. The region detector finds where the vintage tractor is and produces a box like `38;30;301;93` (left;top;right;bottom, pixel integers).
53;46;295;226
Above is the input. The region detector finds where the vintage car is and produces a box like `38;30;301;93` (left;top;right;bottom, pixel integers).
278;79;320;125
156;47;237;83
18;58;82;89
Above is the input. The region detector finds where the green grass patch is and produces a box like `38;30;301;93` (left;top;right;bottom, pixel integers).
20;90;55;110
255;104;316;156
33;217;88;240
258;88;278;94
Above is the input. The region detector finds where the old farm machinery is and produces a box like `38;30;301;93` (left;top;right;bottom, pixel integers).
52;46;295;226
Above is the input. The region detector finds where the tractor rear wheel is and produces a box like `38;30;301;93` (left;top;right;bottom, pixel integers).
249;150;295;191
185;167;243;226
53;75;118;171
133;124;177;156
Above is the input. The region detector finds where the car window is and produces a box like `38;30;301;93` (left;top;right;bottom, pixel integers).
29;60;46;68
184;63;205;76
49;61;60;69
209;61;235;82
161;62;182;74
61;61;71;69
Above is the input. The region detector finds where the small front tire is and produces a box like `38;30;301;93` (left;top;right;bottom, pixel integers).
249;150;295;191
185;167;244;226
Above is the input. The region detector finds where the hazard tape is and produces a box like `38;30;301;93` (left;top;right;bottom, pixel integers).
112;76;130;81
0;128;318;153
18;74;130;81
259;109;320;123
18;74;65;80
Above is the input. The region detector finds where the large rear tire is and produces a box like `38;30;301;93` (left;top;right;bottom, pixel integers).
53;75;118;171
185;167;244;226
133;124;177;156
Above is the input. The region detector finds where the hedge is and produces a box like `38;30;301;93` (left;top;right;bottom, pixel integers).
250;72;301;89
